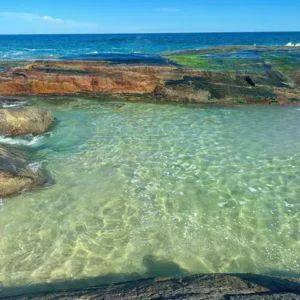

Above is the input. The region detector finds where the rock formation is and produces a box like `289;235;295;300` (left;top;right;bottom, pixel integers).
0;107;53;136
0;145;48;197
4;274;300;299
0;46;298;104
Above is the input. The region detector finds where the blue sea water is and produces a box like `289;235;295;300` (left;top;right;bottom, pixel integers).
0;32;300;60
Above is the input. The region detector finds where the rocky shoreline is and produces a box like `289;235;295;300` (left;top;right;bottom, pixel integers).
0;144;50;197
0;46;298;104
1;45;299;197
0;46;299;298
0;105;53;197
3;274;300;299
0;61;299;105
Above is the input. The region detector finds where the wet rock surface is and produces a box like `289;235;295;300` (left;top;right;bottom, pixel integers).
0;145;48;197
0;64;181;95
0;46;299;104
0;107;53;136
4;274;300;299
0;64;298;105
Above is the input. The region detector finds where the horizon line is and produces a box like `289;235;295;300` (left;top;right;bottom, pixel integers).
0;30;300;35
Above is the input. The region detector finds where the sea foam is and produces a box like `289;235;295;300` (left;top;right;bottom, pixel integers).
0;135;44;146
285;42;300;47
27;162;42;173
1;101;28;108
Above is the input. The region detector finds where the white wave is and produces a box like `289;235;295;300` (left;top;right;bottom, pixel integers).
1;101;28;108
0;135;44;146
285;42;300;47
88;51;99;54
27;162;42;173
23;48;55;52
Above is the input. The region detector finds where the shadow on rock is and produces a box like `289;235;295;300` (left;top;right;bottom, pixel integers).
0;255;189;298
1;257;300;299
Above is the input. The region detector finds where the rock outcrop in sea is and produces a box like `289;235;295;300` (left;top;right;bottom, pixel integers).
0;145;49;197
0;107;53;136
0;46;299;104
0;104;53;197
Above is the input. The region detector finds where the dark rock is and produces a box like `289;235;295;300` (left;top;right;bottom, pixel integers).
3;274;300;299
245;76;256;87
0;145;48;197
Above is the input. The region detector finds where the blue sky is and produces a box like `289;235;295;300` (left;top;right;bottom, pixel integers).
0;0;299;34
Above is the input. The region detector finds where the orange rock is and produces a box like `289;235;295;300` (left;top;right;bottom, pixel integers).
0;61;299;104
0;63;185;96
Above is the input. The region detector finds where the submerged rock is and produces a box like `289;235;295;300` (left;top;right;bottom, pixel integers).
0;107;53;136
0;145;48;197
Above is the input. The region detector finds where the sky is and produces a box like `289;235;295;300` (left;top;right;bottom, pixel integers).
0;0;299;34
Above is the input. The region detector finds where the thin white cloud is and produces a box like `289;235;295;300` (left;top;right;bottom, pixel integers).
157;8;179;13
41;15;63;23
0;12;99;29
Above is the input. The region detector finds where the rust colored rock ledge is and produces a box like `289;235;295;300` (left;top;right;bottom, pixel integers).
0;60;299;104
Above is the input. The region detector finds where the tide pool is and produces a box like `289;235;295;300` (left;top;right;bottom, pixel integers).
0;98;300;294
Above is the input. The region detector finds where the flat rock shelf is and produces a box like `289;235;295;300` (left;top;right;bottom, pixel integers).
0;46;299;104
3;274;300;299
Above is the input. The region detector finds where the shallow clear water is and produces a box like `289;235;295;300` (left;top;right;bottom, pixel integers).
1;98;300;294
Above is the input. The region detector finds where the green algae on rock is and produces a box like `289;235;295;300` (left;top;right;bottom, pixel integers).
164;45;300;71
0;46;299;105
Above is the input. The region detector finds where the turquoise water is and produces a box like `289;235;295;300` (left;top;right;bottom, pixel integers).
0;98;300;294
1;32;300;60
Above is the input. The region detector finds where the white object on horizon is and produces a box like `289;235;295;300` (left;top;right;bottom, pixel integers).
285;42;300;47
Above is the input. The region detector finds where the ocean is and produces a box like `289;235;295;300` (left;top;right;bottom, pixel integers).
0;32;300;60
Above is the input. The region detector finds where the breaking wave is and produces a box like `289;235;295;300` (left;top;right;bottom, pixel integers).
27;162;42;173
0;101;28;108
285;42;300;47
0;135;44;146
